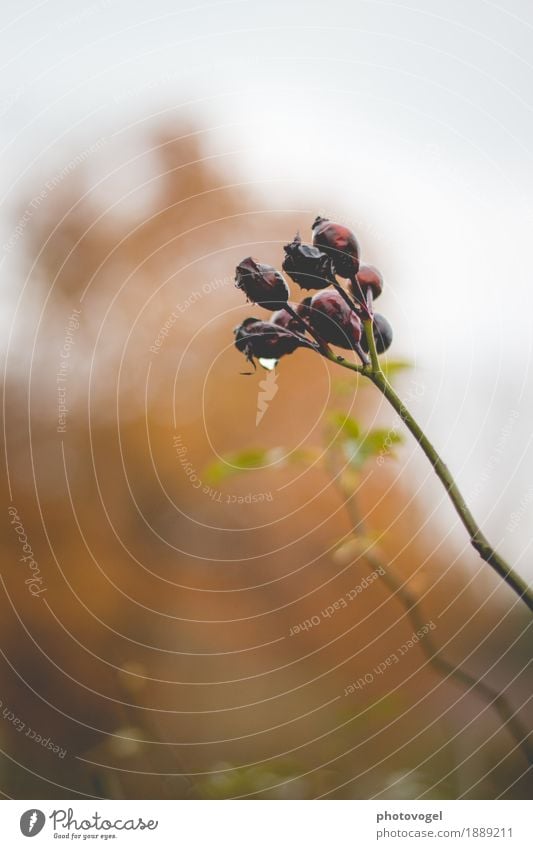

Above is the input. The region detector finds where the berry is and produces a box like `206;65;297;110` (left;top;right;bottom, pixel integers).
311;216;360;279
308;289;362;350
234;317;312;366
296;296;313;321
235;257;289;311
360;313;393;354
270;304;302;333
350;264;383;301
282;232;335;289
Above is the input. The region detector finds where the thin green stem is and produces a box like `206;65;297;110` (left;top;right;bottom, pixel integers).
327;457;533;765
283;303;327;353
324;320;533;614
364;317;380;373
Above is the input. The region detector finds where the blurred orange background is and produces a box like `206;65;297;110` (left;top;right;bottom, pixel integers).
1;127;531;799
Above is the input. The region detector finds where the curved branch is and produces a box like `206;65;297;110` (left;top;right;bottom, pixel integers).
327;452;533;765
322;321;533;614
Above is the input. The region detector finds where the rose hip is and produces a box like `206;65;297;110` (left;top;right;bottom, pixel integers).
311;217;360;279
235;257;289;310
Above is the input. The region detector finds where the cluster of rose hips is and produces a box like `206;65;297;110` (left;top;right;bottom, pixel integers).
233;217;393;369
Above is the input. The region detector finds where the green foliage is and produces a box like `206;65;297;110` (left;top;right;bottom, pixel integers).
327;411;360;440
205;448;272;483
380;359;412;379
206;380;409;485
327;411;403;471
197;759;309;799
289;446;322;464
332;360;412;395
352;428;403;462
204;445;322;484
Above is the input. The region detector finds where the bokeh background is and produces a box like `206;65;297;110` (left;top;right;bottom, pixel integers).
0;0;532;799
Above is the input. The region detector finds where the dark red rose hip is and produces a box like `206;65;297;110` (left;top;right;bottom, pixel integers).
270;304;302;333
311;217;360;279
282;232;335;289
360;313;393;354
308;289;362;349
234;317;313;366
296;296;313;321
351;264;383;301
235;257;289;310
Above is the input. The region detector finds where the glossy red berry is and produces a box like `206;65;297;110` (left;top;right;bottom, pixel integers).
282;232;335;289
296;296;313;321
308;289;362;350
270;304;302;333
360;313;393;354
311;216;360;279
351;264;383;301
235;257;289;311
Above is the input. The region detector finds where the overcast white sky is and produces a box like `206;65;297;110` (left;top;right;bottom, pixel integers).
2;0;533;576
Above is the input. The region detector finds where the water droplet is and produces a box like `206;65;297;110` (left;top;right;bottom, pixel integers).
258;357;278;371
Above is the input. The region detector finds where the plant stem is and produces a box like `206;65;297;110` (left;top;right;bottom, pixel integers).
332;281;362;316
283;303;331;355
324;322;533;614
327;455;533;764
364;318;380;372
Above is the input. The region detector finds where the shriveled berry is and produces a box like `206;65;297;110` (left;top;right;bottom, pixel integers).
311;216;360;278
351;264;383;301
360;313;393;354
282;232;335;289
270;304;302;333
308;289;362;349
234;317;311;366
235;257;289;311
296;296;313;321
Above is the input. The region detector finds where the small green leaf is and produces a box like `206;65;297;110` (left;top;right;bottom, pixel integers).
340;427;404;470
204;444;322;484
362;428;403;457
289;447;321;464
380;359;412;379
327;411;361;440
204;448;271;483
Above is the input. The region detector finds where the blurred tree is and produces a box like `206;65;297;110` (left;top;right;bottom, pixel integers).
1;126;531;799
